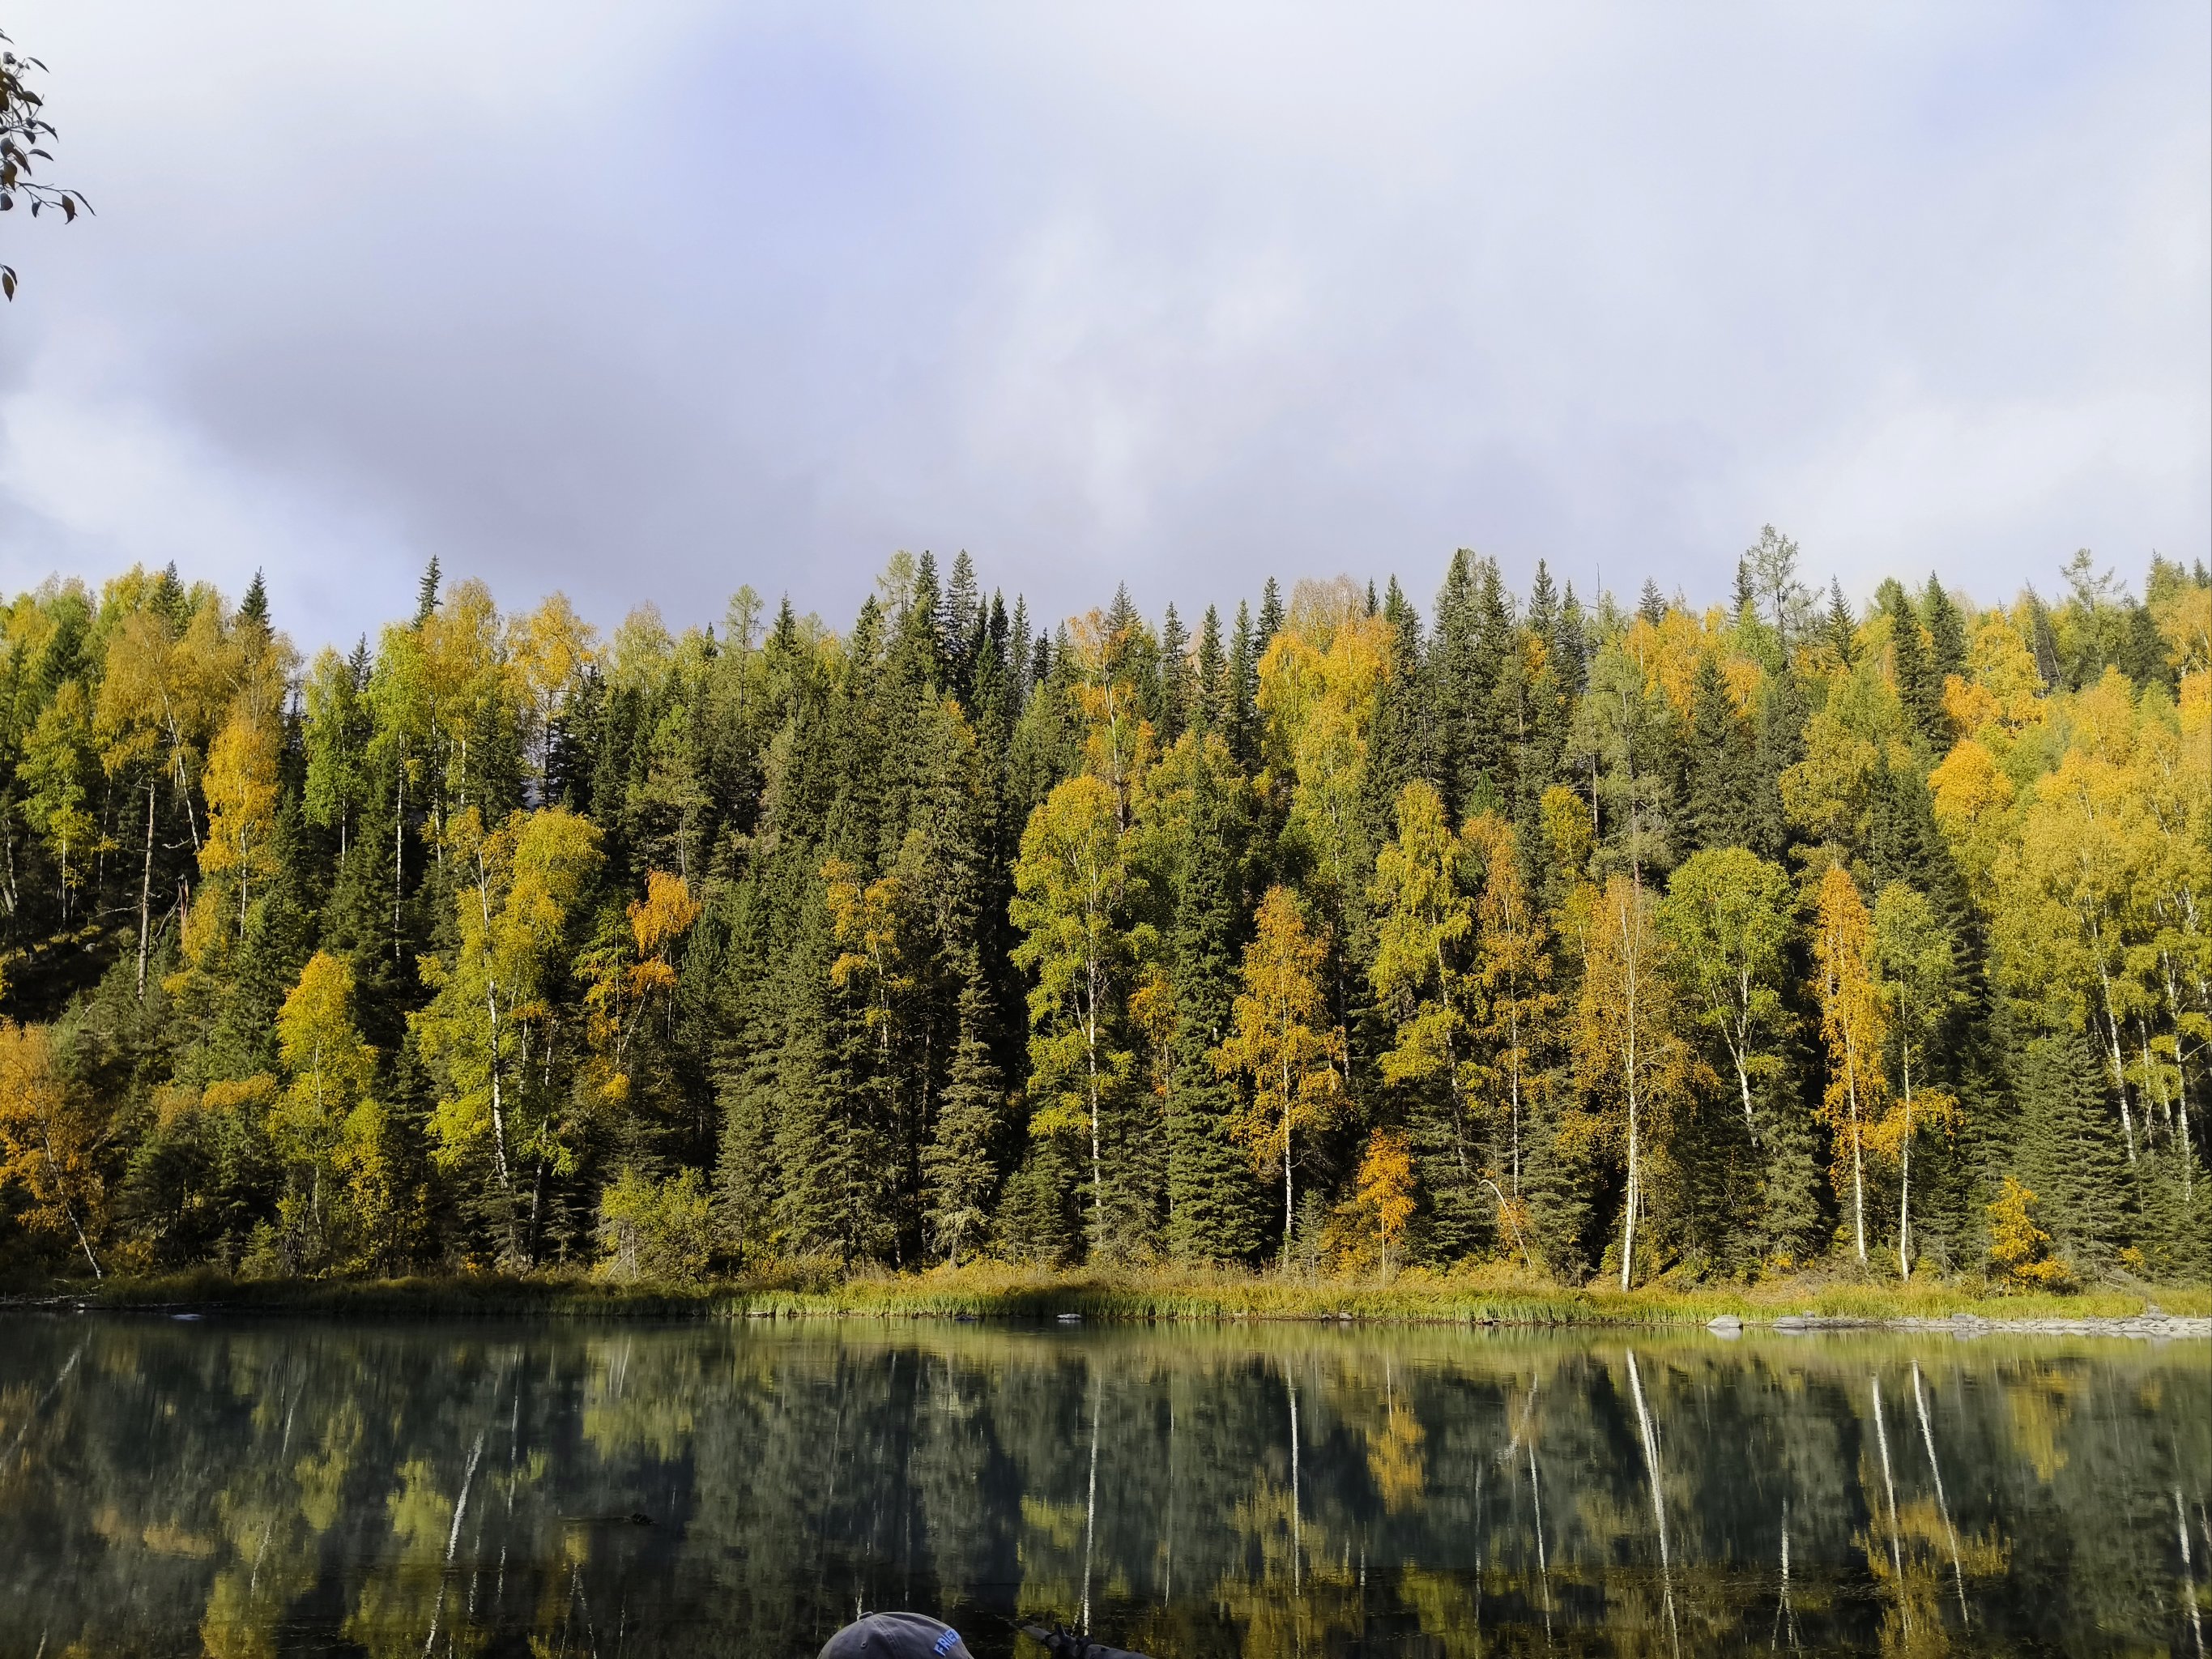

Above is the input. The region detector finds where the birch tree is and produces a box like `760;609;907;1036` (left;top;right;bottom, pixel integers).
1813;864;1886;1265
1656;846;1793;1140
1871;882;1961;1279
1215;885;1342;1269
1011;774;1135;1254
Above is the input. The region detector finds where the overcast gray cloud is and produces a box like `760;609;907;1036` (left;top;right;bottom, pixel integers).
0;2;2203;646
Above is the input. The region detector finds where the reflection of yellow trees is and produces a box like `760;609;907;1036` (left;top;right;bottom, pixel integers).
1219;1481;1357;1659
1394;1566;1485;1658
198;1398;364;1659
343;1447;491;1659
582;1337;700;1462
1856;1494;2010;1658
1366;1403;1426;1513
2001;1361;2086;1483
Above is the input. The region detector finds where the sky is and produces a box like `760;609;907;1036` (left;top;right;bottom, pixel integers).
0;2;2206;649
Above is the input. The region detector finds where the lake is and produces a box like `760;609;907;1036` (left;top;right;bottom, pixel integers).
0;1314;2204;1657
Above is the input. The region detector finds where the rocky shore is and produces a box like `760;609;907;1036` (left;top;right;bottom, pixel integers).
1705;1310;2212;1340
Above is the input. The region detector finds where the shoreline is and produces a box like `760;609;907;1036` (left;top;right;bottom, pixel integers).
4;1267;2206;1337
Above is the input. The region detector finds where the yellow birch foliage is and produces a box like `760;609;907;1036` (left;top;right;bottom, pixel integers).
1350;1128;1417;1275
1570;872;1698;1286
1213;885;1342;1260
271;952;399;1267
1370;780;1477;1100
413;805;603;1189
1066;608;1158;824
192;702;283;957
582;869;702;1102
1257;601;1391;900
0;1019;107;1275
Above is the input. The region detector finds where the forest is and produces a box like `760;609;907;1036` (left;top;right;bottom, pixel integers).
0;535;2205;1290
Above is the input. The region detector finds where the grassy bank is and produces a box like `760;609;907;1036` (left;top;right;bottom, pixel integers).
8;1262;2206;1325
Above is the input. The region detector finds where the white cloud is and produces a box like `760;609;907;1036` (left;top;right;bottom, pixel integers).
0;1;2201;642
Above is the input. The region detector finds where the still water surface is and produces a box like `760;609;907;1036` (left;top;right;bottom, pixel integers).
0;1314;2205;1657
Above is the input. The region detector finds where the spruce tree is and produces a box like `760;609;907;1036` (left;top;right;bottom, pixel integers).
1194;604;1226;734
1825;579;1856;666
943;550;980;697
1158;603;1191;745
1551;583;1588;701
1165;757;1264;1263
1362;578;1430;823
1747;667;1805;864
2025;591;2062;689
1226;601;1259;769
925;977;1004;1263
238;569;271;635
1884;579;1946;751
2014;1032;2133;1270
1683;654;1753;852
1922;574;1967;681
1430;551;1477;817
1256;577;1285;649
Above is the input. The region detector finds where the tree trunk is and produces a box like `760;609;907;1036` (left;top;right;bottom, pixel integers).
2093;953;2137;1162
1085;953;1102;1252
136;780;156;1000
1847;1034;1867;1265
393;755;405;962
1620;883;1641;1292
40;1124;100;1280
1898;1067;1913;1282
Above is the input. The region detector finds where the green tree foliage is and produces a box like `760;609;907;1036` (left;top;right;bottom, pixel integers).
0;546;2201;1289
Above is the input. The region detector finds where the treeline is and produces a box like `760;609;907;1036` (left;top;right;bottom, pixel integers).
0;537;2205;1286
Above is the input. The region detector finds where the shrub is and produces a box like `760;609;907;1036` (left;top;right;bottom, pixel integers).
595;1167;713;1283
1987;1176;2072;1291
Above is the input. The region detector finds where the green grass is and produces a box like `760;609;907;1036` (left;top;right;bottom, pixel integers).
12;1261;2205;1325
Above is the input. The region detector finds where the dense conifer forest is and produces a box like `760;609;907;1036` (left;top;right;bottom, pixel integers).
0;537;2205;1289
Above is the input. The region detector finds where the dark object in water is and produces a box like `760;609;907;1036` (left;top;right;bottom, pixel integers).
1020;1624;1152;1658
818;1612;975;1657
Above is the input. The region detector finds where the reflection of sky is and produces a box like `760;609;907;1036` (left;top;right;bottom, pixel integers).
1;3;2204;648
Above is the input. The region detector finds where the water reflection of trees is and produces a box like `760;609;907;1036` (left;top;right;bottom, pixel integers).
0;1320;2204;1657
